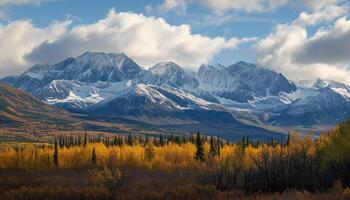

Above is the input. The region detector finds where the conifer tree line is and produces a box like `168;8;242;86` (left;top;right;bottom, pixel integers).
52;131;290;151
53;132;229;148
51;131;291;167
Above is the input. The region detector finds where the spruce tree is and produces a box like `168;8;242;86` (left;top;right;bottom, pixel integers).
113;137;118;146
194;132;205;161
209;136;216;158
159;134;164;146
83;131;88;147
92;147;97;164
216;138;221;157
53;138;59;167
59;135;63;148
286;132;291;146
145;134;149;144
170;134;174;143
118;136;124;146
127;134;133;146
175;136;180;144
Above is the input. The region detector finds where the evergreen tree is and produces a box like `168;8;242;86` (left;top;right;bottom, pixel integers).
92;147;97;164
216;138;221;157
209;136;216;158
175;136;180;144
286;132;291;146
113;137;118;146
159;134;164;146
83;131;88;147
105;137;109;147
182;136;187;144
145;134;149;144
77;136;81;146
241;137;245;147
53;138;59;167
59;135;64;148
194;132;205;161
127;134;133;146
170;134;174;143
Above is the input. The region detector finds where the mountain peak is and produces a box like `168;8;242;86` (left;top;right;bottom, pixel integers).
230;61;265;71
313;79;328;89
75;52;133;68
141;62;199;88
149;62;183;75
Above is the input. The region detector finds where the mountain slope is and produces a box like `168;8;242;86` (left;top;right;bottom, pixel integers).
268;80;350;126
139;62;199;89
197;62;297;103
0;83;81;130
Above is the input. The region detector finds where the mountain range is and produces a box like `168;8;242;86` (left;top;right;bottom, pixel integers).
2;52;350;139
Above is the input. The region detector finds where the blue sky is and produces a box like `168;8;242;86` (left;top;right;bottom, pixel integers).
0;0;350;83
6;0;298;64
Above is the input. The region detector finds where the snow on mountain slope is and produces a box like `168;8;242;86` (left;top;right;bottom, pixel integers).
138;62;199;89
197;62;297;103
92;83;213;111
2;52;350;129
4;52;142;93
312;79;350;99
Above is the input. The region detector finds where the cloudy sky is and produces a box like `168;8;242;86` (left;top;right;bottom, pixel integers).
0;0;349;83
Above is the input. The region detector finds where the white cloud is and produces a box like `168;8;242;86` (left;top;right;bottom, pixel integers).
294;17;350;65
296;3;348;26
0;9;254;76
157;0;187;15
145;4;153;14
24;9;254;72
255;4;350;84
157;0;289;15
156;0;348;16
0;20;70;76
301;0;343;11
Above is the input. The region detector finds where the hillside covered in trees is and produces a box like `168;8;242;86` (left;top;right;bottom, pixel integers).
1;119;350;199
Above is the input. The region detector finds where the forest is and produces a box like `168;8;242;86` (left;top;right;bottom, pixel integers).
1;120;350;200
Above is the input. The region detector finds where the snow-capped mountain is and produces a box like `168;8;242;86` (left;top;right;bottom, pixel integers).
197;62;297;103
267;79;350;126
2;52;350;136
6;52;141;92
4;52;143;111
138;62;199;89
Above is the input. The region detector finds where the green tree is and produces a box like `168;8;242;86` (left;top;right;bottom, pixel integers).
83;131;88;147
194;132;205;161
209;136;216;158
286;132;291;146
92;147;97;164
145;134;149;144
53;138;59;167
113;136;117;146
159;134;165;146
127;134;133;146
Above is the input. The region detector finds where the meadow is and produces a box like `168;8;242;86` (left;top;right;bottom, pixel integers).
1;120;350;199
